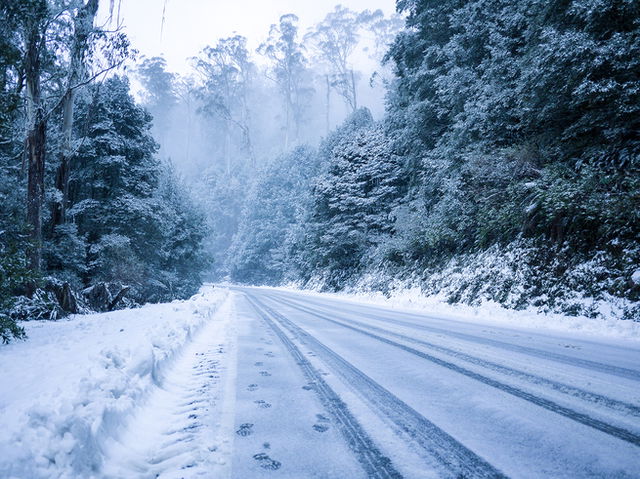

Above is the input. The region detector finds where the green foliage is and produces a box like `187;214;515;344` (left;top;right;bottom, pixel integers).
305;5;363;111
0;233;31;343
65;77;161;294
154;162;210;300
44;76;208;303
258;14;313;145
10;289;63;322
0;3;209;342
135;56;178;144
0;315;25;344
198;170;248;280
376;0;640;307
296;109;405;289
229;146;320;284
44;223;88;288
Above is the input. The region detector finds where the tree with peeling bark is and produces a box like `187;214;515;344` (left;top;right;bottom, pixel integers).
21;0;49;275
53;0;100;228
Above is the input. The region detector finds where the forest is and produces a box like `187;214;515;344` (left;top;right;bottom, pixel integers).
1;0;639;343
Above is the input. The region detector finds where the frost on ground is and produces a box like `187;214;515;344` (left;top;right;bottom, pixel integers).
0;285;229;479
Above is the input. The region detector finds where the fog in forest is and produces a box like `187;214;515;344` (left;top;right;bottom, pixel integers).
107;2;405;279
116;2;401;177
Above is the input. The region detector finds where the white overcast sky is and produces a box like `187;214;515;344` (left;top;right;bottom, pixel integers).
99;0;397;74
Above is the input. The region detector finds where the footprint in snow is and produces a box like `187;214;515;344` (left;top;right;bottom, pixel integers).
259;371;272;377
183;422;201;432
302;383;314;391
236;423;254;436
247;384;259;392
313;424;329;433
253;453;281;470
254;361;264;367
254;400;272;409
264;351;275;358
316;414;330;423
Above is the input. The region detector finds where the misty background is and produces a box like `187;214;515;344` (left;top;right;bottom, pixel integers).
110;2;405;280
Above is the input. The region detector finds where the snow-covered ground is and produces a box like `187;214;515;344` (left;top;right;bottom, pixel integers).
0;285;229;479
270;283;640;342
2;284;639;478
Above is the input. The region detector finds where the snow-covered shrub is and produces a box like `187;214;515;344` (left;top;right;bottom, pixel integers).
0;314;24;343
411;238;640;320
10;289;64;321
0;232;30;342
228;145;322;285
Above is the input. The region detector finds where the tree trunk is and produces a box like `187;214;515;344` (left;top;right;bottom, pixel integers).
53;0;100;227
224;119;231;174
284;98;290;151
325;74;331;134
52;90;73;226
350;69;357;112
240;89;255;167
185;92;192;165
108;285;130;311
24;14;45;275
26;113;46;273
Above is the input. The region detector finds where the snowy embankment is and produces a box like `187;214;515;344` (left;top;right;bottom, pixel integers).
271;283;640;342
343;287;640;340
0;285;229;479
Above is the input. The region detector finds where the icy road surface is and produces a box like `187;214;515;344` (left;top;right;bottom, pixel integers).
223;286;640;478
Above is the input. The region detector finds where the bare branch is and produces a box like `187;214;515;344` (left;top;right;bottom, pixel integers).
44;61;125;120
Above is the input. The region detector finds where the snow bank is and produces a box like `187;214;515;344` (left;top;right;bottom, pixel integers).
271;283;640;342
0;285;229;479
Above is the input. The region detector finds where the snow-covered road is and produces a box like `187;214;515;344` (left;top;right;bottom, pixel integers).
230;286;640;478
2;285;639;478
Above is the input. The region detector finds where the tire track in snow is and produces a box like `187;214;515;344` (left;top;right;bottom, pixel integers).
246;293;508;479
266;291;640;382
245;295;404;479
272;294;640;418
264;294;640;448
